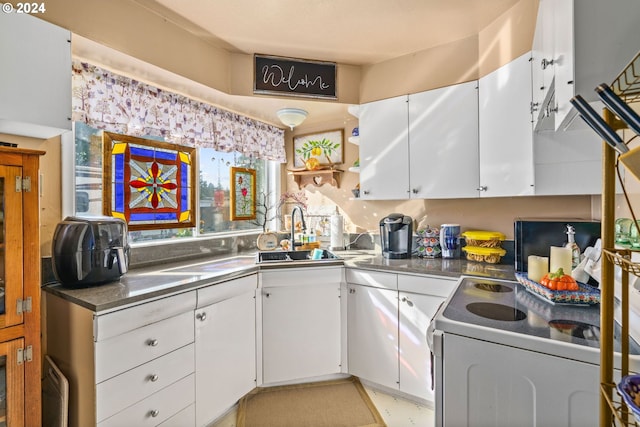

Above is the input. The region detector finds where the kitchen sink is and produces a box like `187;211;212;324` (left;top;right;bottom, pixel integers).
256;249;340;264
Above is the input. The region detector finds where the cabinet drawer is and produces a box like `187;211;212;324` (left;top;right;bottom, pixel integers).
397;274;457;298
96;344;195;422
158;404;195;427
98;374;195;427
346;269;397;290
197;273;257;308
95;291;196;341
95;311;194;383
261;267;343;288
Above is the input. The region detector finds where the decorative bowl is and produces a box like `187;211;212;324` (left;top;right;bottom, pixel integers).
617;375;640;423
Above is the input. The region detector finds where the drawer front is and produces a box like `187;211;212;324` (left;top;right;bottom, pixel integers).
397;274;457;297
96;344;195;422
197;273;257;308
98;374;195;427
157;404;195;427
95;311;194;383
96;291;197;341
345;269;397;290
261;266;343;288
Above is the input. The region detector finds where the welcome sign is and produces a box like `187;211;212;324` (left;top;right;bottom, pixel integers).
254;54;337;99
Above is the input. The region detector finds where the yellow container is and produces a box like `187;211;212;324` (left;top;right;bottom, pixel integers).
461;230;506;248
462;246;506;264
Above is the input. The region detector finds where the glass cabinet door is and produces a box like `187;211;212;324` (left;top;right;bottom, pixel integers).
0;166;24;329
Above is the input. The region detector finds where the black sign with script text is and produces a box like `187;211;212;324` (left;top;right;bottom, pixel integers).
254;55;337;99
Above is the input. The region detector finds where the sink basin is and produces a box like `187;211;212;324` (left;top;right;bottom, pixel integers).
256;249;340;264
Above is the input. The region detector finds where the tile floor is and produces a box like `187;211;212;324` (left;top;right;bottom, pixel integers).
209;384;435;427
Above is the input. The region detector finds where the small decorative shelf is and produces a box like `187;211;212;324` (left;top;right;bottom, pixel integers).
348;166;360;173
289;169;343;189
348;105;360;118
348;136;360;145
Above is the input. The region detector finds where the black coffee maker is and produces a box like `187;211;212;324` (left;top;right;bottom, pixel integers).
380;213;413;259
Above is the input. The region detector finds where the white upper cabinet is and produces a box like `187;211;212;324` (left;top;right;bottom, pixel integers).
359;95;410;200
478;51;534;197
551;0;640;131
359;82;479;200
0;12;71;138
408;81;479;199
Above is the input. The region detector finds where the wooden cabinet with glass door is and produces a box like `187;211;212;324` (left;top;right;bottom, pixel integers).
0;147;44;427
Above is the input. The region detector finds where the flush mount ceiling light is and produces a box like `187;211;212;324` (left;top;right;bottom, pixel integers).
277;108;308;130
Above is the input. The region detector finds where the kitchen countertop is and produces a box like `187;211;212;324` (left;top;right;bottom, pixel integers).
43;249;516;314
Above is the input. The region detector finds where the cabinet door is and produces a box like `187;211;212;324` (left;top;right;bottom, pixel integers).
531;0;554;131
443;334;599;427
0;166;24;329
553;0;574;130
398;291;445;401
195;290;256;426
262;284;341;384
359;95;409;200
478;52;534;197
408;81;479;198
0;12;71;137
347;284;398;390
0;338;25;426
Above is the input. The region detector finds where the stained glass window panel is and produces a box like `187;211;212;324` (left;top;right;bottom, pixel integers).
103;132;196;231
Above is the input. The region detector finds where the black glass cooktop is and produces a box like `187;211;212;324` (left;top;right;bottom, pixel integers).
441;277;640;354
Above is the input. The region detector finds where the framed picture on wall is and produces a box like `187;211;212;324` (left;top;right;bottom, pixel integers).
230;167;257;220
293;128;344;168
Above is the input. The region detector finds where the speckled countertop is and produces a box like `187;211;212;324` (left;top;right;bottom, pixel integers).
43;249;516;314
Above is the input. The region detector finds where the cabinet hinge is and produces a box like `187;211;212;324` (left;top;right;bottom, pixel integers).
16;297;32;315
15;176;32;192
17;345;33;365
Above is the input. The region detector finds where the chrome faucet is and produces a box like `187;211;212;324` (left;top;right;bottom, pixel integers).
290;205;307;249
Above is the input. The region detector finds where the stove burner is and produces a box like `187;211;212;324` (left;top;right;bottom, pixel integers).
473;282;513;293
466;302;527;321
548;320;599;342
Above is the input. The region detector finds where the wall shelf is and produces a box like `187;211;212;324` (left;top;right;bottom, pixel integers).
348;136;360;145
288;169;343;190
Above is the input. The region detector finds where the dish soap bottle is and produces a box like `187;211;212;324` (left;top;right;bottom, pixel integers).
565;224;581;268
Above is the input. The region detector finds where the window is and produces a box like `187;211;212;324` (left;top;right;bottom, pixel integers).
74;122;269;243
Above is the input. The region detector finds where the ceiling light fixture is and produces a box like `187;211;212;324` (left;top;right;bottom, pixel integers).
277;108;308;130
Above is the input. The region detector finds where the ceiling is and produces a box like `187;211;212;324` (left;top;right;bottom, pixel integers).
77;0;522;128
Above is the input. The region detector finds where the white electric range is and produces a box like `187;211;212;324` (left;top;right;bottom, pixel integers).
428;276;640;427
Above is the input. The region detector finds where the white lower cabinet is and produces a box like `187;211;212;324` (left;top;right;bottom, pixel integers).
45;291;197;427
443;333;599;427
398;274;456;401
260;267;342;384
347;269;456;402
195;274;257;426
347;282;399;389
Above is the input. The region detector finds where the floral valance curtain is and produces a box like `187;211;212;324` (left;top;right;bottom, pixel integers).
71;61;286;162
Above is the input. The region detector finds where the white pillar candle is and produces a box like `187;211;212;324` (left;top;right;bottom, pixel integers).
528;255;549;283
549;246;572;275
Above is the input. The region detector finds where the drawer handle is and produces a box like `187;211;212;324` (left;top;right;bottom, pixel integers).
147;339;159;347
196;312;207;321
402;296;414;307
149;374;159;382
149;409;159;418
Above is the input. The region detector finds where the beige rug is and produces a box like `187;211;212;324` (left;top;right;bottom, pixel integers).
236;377;387;427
